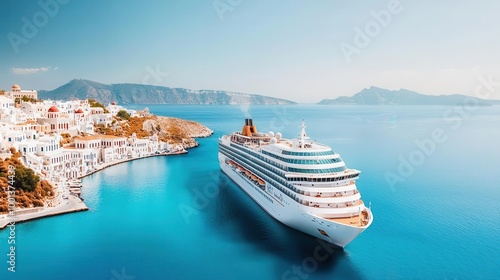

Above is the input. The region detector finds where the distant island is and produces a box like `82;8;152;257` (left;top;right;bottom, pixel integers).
39;79;296;105
318;86;500;106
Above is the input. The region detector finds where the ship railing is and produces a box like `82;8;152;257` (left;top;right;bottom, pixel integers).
306;191;357;198
304;199;363;209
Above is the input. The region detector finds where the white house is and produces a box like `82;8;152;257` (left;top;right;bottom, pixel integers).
37;106;70;133
75;135;101;149
100;135;127;160
0;96;15;110
106;102;125;116
20;102;46;118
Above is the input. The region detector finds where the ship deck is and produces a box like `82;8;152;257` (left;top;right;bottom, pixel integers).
325;208;370;227
327;216;366;227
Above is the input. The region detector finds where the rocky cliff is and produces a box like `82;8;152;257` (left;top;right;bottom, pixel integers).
142;116;213;149
92;115;212;150
39;79;296;105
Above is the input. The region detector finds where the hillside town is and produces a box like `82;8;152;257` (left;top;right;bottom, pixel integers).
0;84;214;228
0;84;183;183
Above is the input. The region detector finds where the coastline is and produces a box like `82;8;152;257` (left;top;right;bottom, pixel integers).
0;191;88;230
0;109;213;231
77;150;188;179
0;150;189;230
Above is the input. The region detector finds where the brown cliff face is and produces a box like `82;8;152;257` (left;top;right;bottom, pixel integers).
142;116;213;148
91;115;212;149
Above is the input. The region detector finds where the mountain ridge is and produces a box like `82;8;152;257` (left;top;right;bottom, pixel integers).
318;86;499;105
38;79;296;105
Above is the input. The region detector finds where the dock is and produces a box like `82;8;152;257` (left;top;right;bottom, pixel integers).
0;193;88;230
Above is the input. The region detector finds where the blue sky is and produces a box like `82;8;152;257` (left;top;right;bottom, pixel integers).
1;0;500;102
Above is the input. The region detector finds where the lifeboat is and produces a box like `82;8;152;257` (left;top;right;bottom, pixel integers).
258;179;265;186
251;174;258;181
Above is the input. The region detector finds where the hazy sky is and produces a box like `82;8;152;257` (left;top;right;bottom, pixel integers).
1;0;500;103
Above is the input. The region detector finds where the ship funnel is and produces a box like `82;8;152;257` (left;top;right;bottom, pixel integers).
241;118;258;137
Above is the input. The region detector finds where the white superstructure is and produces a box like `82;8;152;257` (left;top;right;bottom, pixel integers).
218;119;373;247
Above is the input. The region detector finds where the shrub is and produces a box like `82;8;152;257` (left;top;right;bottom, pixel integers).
88;99;109;113
117;110;131;120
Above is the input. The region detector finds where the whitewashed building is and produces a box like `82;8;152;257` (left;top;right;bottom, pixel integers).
0;96;15;110
7;84;37;100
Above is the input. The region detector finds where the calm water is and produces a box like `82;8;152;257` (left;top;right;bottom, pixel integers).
1;105;499;279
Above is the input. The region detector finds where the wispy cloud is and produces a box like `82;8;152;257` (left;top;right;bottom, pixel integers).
11;67;54;75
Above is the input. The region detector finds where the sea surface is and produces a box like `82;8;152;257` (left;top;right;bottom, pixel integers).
1;105;499;280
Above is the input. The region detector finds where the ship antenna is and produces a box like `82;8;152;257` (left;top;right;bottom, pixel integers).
299;119;307;148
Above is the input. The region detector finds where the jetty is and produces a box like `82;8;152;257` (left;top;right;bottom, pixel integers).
0;187;88;230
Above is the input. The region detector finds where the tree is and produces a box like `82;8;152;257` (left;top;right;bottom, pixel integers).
20;96;38;102
13;167;39;192
0;89;5;95
88;99;104;108
117;110;131;120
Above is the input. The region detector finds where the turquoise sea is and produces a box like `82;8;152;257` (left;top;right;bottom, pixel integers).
1;105;499;279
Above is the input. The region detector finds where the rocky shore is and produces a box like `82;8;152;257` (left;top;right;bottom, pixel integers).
142;116;213;149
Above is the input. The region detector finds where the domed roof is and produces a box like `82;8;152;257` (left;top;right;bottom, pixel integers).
75;108;84;113
48;106;59;112
111;102;116;105
43;160;50;165
12;84;20;90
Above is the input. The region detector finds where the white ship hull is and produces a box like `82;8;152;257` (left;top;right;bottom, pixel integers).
219;153;372;248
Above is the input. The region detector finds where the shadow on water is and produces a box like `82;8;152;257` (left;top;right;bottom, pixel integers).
186;169;366;279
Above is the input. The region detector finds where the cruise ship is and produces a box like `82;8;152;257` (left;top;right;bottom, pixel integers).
218;119;373;247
